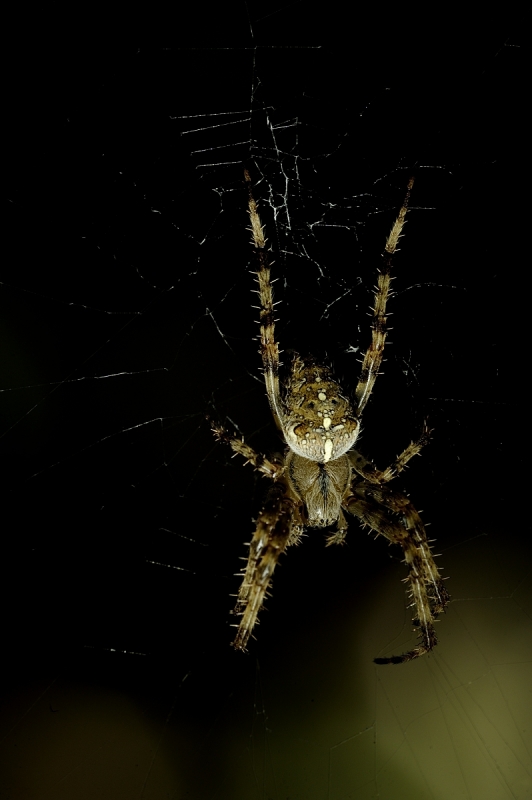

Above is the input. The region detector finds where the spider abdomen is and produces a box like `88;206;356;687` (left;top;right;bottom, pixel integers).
283;355;359;463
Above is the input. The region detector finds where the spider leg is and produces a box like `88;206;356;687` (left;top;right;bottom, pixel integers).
349;421;431;484
244;169;284;432
383;421;432;481
325;508;350;546
210;419;302;648
346;480;449;664
232;479;301;650
354;177;415;416
210;420;284;480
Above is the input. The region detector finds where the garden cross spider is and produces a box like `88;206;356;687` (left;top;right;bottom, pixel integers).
212;169;449;664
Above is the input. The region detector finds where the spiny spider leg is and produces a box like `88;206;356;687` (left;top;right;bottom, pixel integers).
349;422;432;484
244;169;284;432
346;482;449;664
211;420;284;480
211;420;303;649
232;478;301;650
354;177;415;416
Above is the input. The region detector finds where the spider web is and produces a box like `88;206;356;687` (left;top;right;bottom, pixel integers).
2;8;529;800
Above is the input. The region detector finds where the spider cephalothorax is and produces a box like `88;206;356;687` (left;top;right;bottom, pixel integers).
212;169;449;664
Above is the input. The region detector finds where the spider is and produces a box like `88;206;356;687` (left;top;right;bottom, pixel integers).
212;169;449;664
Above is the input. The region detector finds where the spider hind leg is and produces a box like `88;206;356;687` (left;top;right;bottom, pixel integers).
232;480;301;650
346;481;449;664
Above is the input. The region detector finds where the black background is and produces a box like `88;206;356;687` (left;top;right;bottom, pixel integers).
2;5;527;799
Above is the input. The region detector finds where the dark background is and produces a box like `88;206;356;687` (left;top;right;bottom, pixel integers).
2;5;528;799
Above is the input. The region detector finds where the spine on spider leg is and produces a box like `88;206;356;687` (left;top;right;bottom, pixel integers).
354;177;415;416
232;482;295;650
373;480;449;614
209;418;284;479
347;480;449;664
390;510;449;663
385;177;415;255
244;169;284;432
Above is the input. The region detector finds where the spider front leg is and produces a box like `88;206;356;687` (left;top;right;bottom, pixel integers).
244;169;284;432
346;480;449;664
354;176;415;416
233;478;302;650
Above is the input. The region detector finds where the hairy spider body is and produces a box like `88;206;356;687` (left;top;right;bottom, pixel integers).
212;170;449;664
